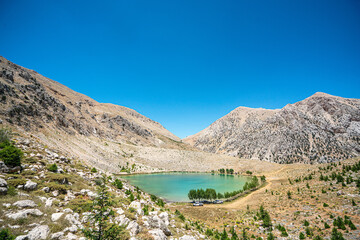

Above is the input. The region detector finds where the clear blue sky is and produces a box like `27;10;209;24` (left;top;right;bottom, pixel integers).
1;1;359;138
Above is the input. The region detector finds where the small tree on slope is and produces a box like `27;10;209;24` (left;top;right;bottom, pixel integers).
82;175;128;240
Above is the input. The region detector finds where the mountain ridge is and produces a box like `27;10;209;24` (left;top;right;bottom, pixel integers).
184;92;360;164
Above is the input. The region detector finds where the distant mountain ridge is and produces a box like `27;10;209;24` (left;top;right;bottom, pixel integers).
184;92;360;164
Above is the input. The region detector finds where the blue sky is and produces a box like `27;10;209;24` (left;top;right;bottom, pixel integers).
1;0;359;138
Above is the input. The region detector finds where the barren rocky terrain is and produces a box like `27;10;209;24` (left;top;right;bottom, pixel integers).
185;93;360;164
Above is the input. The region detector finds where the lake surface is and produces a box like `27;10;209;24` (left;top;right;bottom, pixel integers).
121;172;250;202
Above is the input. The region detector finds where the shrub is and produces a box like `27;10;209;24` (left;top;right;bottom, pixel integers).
7;178;26;187
0;228;15;240
299;232;305;239
113;179;123;189
91;167;97;173
7;185;17;196
48;164;58;173
157;198;165;207
129;193;134;202
46;182;69;194
0;144;23;167
68;198;93;213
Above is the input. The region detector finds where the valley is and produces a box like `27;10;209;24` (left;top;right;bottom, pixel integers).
0;56;359;240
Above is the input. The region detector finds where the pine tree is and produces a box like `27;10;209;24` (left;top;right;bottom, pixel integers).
82;175;128;240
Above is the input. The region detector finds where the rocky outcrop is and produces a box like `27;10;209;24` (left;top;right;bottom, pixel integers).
185;92;360;164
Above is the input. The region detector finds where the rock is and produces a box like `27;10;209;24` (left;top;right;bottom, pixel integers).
0;187;7;195
129;201;142;210
52;190;59;197
0;178;7;187
64;233;78;240
3;203;11;208
6;209;43;220
24;180;37;191
42;187;50;193
159;212;169;226
0;161;10;173
126;220;140;236
65;213;82;229
45;198;53;207
180;235;196;240
116;214;130;226
50;232;64;239
15;236;28;240
21;139;30;146
149;229;167;240
115;208;124;215
147;215;171;236
51;213;64;222
13;200;37;208
0;178;7;194
27;225;50;240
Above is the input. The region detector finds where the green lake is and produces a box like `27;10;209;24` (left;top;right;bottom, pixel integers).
121;172;250;202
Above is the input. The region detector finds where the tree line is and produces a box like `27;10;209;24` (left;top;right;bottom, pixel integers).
188;176;265;201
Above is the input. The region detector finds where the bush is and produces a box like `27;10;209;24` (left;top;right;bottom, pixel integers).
68;198;93;213
113;179;123;189
0;144;23;167
7;178;27;187
48;164;58;172
0;228;15;240
7;185;17;196
91;167;97;173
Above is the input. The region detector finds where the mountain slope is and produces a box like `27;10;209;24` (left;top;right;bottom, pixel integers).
184;92;360;163
0;56;180;146
1;56;270;173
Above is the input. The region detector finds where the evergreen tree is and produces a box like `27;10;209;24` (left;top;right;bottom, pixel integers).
82;175;128;240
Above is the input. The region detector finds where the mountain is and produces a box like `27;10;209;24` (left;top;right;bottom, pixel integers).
184;92;360;164
0;56;180;145
1;56;269;173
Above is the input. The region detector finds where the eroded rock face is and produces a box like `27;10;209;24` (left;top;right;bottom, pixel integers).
185;93;360;164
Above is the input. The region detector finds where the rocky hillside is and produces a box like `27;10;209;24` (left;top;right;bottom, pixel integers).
0;56;181;147
184;93;360;164
0;56;217;172
0;135;204;240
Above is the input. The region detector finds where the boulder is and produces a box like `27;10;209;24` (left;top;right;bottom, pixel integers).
50;232;64;239
0;178;7;194
45;198;53;207
180;235;197;240
149;229;167;240
126;220;140;236
27;225;50;240
24;180;37;191
146;215;171;236
129;201;142;210
13;200;37;208
159;212;169;226
51;213;64;222
0;178;7;187
6;209;43;220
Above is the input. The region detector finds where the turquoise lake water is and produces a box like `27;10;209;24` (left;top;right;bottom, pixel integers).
121;172;249;202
